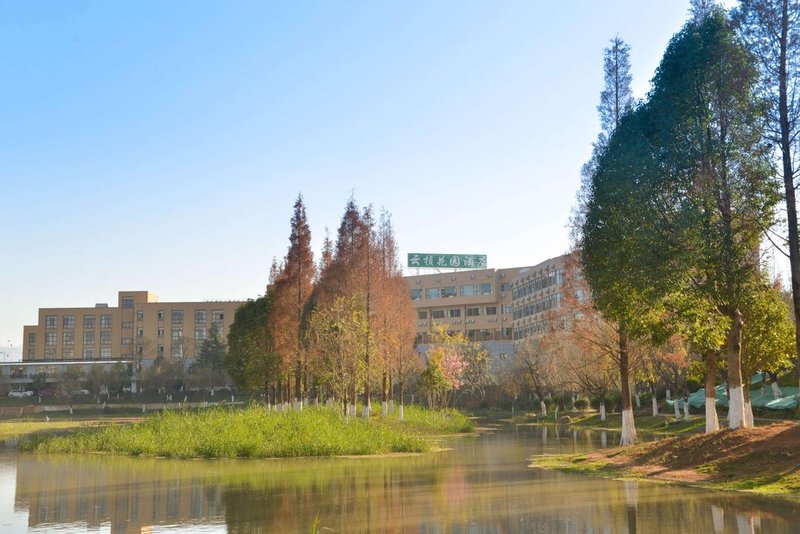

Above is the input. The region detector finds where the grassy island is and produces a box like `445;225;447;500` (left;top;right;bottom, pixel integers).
21;405;473;459
531;422;800;496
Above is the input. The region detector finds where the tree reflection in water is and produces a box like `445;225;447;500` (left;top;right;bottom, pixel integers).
2;425;799;533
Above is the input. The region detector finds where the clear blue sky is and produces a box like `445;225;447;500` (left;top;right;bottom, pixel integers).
1;1;739;350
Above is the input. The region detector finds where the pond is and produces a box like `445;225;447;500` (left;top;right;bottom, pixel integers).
0;423;797;533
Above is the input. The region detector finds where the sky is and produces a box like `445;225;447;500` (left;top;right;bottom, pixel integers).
0;1;742;352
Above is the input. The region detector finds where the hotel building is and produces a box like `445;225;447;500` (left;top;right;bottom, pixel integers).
405;254;569;361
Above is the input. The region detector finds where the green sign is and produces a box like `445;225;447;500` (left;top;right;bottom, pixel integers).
407;253;487;269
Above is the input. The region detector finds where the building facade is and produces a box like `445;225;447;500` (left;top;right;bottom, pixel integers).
404;254;569;362
22;291;244;367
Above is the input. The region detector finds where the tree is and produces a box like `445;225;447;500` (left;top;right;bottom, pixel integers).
226;296;280;400
645;11;779;429
735;0;800;384
512;336;568;417
195;323;226;372
269;194;315;405
306;294;369;417
578;35;649;446
599;36;634;138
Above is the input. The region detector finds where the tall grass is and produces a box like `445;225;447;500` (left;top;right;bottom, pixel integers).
22;404;471;459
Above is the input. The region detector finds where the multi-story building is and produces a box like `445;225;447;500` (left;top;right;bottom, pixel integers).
404;254;569;362
22;291;245;367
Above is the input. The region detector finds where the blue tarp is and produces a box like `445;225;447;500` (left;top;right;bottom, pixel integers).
665;374;799;411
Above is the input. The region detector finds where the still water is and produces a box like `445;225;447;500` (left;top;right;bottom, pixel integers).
0;424;798;533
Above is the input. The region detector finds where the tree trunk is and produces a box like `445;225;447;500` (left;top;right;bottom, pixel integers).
619;326;637;446
705;350;720;433
774;0;800;388
674;398;681;419
398;378;405;421
540;399;547;418
726;310;748;429
683;396;690;421
651;397;658;417
599;402;606;422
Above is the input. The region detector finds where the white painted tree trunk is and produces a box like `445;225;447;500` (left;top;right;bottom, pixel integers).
711;505;725;534
683;399;690;421
350;403;357;418
600;431;607;448
381;401;387;416
728;386;747;429
362;400;371;419
673;399;681;419
705;397;720;433
540;400;547;417
389;399;394;413
398;404;404;421
599;403;606;422
771;382;783;398
620;408;637;446
634;393;641;409
541;426;548;443
666;389;671;400
652;397;658;417
744;399;754;427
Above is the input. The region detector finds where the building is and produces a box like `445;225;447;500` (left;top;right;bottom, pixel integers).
22;291;245;368
404;254;569;363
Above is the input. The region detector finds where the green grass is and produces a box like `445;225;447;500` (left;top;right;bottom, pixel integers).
0;420;94;441
21;404;472;459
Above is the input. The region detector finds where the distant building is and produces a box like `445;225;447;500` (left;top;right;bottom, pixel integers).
404;254;569;365
22;291;245;368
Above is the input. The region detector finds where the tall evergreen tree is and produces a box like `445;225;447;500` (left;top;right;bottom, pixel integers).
735;0;800;384
644;11;779;429
599;36;634;138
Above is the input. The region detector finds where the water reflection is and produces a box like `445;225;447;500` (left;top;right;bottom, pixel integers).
1;425;798;533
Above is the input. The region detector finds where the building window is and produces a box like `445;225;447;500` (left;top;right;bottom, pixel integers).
83;348;95;359
431;310;445;319
158;310;165;321
136;310;144;321
171;343;184;358
137;328;144;337
45;348;56;358
121;321;133;329
448;309;461;318
194;326;207;341
195;310;207;323
100;315;113;329
45;315;57;329
441;286;457;298
122;338;133;345
460;283;493;297
410;289;422;300
83;331;95;345
83;315;96;329
62;347;74;359
62;331;74;346
485;306;497;316
63;315;75;329
417;311;428;320
171;310;184;324
212;309;224;322
28;333;36;345
158;345;164;356
502;304;512;315
500;283;512;292
425;288;439;299
466;307;481;317
100;347;112;359
45;332;57;346
100;331;113;345
171;327;183;340
158;327;165;337
122;296;134;309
